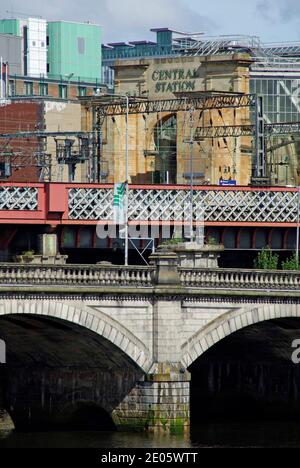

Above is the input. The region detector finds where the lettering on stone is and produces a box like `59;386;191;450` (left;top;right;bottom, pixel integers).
152;67;198;94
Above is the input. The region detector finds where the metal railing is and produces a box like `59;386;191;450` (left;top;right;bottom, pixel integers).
69;186;298;224
0;184;298;226
0;186;38;211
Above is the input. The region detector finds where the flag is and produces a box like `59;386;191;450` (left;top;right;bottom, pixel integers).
113;182;125;224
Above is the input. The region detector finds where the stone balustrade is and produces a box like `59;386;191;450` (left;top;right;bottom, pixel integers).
180;268;300;290
0;262;298;291
0;264;154;287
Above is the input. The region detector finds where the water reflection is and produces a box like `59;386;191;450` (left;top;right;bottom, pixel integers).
2;422;300;448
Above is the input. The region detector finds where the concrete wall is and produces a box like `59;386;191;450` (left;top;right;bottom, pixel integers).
0;33;23;75
43;100;85;182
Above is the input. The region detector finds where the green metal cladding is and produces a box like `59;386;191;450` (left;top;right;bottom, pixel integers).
0;19;21;36
47;21;101;82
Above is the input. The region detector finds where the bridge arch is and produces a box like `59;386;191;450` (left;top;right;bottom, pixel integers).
0;299;151;372
181;302;300;368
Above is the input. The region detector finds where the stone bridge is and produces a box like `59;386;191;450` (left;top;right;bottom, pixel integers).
0;244;299;433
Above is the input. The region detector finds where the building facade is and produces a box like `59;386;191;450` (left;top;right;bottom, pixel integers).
0;16;102;91
0;33;23;75
250;63;300;186
83;52;252;186
0;17;47;77
102;29;300;187
47;21;101;82
0;97;86;183
7;74;102;100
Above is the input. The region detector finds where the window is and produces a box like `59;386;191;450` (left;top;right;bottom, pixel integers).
47;63;50;73
78;37;85;54
8;80;15;96
78;86;86;97
32;41;36;46
59;84;67;99
39;82;48;96
24;81;33;96
41;41;45;47
46;36;49;46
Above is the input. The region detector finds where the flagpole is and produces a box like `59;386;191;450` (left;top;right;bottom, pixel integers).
125;94;129;266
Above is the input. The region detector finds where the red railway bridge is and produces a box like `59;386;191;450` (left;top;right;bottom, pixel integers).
0;182;299;263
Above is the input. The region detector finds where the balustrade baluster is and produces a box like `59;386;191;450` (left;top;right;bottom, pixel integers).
202;270;207;287
0;263;298;292
207;271;213;287
5;267;10;283
88;267;93;284
98;268;104;285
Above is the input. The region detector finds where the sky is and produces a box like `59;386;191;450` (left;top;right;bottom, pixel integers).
1;0;300;44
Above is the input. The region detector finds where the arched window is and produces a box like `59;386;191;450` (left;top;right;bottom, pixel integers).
153;114;177;184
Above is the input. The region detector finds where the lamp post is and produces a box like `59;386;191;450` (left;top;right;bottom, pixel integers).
124;94;129;267
109;93;129;265
189;107;194;242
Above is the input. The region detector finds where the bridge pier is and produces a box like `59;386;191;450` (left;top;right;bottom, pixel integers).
112;364;190;433
0;364;7;430
113;247;191;433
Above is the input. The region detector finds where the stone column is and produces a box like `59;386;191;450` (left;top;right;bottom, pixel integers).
113;247;190;433
112;364;190;434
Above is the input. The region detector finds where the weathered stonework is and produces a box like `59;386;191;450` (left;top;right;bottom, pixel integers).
166;242;224;269
82;54;253;185
0;249;299;432
113;364;190;433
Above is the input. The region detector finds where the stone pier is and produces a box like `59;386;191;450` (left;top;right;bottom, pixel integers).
113;247;191;433
113;363;190;433
0;364;7;430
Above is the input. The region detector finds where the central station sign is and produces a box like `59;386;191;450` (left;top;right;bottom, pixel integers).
152;68;198;93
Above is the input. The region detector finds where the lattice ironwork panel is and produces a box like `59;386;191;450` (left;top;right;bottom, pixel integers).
68;188;298;223
198;190;297;223
0;186;38;211
69;188;114;220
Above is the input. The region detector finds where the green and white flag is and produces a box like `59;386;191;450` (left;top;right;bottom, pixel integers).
113;182;125;224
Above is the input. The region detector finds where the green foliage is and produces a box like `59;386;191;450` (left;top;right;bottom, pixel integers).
282;254;300;270
21;250;35;257
161;238;184;246
254;247;279;270
206;236;218;245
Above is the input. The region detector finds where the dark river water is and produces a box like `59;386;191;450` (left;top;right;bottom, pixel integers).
2;422;300;448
